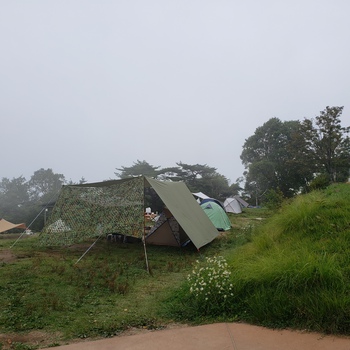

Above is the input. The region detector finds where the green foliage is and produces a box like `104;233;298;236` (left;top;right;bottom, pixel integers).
241;106;350;201
241;118;308;199
0;168;66;232
115;160;238;202
225;184;350;333
115;160;160;179
28;168;65;202
158;162;233;201
165;184;350;333
309;173;331;191
304;106;350;182
263;188;285;209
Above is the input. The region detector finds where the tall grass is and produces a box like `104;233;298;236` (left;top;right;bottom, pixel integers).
166;184;350;334
224;184;350;333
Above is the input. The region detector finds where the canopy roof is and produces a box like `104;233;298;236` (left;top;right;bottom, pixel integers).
0;219;26;233
192;191;210;200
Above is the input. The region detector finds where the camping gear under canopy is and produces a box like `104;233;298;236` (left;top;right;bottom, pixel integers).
40;176;218;250
200;200;231;231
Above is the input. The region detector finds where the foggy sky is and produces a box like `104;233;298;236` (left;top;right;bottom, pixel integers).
1;1;349;184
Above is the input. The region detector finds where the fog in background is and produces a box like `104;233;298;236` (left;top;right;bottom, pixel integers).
1;1;349;184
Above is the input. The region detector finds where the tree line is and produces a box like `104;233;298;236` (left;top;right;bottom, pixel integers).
1;105;348;230
241;106;349;206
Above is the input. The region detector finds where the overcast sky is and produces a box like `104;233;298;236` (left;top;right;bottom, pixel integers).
1;1;349;184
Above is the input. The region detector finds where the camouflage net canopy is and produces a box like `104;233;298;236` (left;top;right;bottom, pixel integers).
39;177;144;246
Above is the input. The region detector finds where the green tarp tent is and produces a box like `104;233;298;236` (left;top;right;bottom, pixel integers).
200;200;231;231
145;177;218;249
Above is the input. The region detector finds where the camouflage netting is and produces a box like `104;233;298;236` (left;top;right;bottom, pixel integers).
39;177;144;246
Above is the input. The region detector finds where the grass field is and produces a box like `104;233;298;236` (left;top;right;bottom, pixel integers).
1;183;349;349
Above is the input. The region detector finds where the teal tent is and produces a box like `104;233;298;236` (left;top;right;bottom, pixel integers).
200;200;231;231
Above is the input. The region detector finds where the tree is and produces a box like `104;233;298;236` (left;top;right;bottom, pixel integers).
241;118;307;201
0;176;29;223
115;160;234;201
28;168;65;203
302;106;350;183
115;160;160;179
158;162;231;200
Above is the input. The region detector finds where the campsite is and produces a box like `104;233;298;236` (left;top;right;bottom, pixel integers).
1;182;350;350
0;194;262;349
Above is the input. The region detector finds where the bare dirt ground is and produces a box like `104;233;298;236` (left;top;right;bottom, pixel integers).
0;324;186;350
0;330;64;349
0;249;17;263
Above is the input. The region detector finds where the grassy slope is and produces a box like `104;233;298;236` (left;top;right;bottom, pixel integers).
226;183;350;333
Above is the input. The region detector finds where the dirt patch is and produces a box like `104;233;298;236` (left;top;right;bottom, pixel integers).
0;331;63;349
0;249;17;263
0;324;188;349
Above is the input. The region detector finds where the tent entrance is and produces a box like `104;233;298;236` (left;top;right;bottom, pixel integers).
145;209;190;247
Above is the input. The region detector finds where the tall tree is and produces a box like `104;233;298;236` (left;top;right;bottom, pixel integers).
302;106;350;182
115;160;160;179
158;162;231;200
0;176;29;223
28;168;65;203
241;118;309;201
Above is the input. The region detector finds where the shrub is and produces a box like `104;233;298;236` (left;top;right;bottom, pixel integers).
186;256;234;316
263;188;285;209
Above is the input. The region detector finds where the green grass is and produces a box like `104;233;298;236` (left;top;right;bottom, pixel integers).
0;218;256;348
1;184;350;348
222;184;350;333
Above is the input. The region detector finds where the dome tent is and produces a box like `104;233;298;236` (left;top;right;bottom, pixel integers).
200;200;231;231
224;197;242;214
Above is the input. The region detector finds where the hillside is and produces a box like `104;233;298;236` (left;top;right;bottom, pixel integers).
225;183;350;333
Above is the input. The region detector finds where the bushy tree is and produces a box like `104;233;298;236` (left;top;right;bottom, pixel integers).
115;160;160;178
116;160;236;201
301;106;350;183
0;176;29;223
0;169;65;231
28;168;65;203
158;162;232;200
241;107;350;204
241;118;308;201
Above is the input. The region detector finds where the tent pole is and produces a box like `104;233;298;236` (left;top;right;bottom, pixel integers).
142;226;150;274
74;231;104;265
143;212;150;274
142;184;150;274
10;206;47;249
